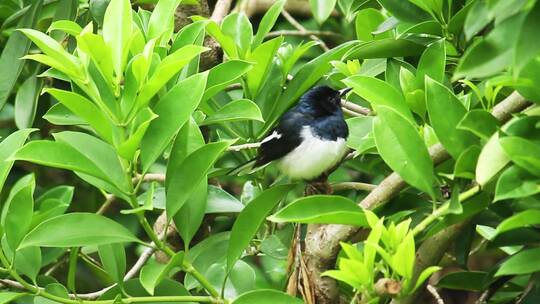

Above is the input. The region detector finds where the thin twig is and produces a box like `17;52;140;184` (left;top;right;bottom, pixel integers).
210;0;233;23
427;285;444;304
281;10;329;51
341;99;372;116
266;30;341;39
228;142;261;151
331;182;377;192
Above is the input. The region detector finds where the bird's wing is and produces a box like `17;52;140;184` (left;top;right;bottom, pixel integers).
254;112;305;167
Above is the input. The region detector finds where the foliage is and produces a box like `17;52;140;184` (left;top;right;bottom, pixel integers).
0;0;539;303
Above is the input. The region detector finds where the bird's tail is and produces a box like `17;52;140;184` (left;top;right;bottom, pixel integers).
227;158;270;176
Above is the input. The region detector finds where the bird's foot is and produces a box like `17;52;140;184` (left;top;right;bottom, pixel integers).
304;180;333;195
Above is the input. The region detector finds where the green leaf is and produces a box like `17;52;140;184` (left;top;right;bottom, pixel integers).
377;0;430;23
246;36;283;97
202;60;252;102
12;140;122;193
20;213;140;248
355;8;386;41
67;247;79;292
455;13;525;80
0;292;25;303
496;210;540;235
221;12;253;57
43;103;86;126
496;248;540;276
19;29;84;80
47;20;82;36
15;246;41;283
268;195;367;226
417;39;445;87
102;0;132;81
252;0;285;48
53;131;130;192
140;251;184;295
117;108;157;160
454;145;481;179
206;186;244;214
227;184;294;272
201;99;263;125
98;243;126;286
140;72;208;172
412;266;442;292
44;89;115;143
344;38;426;60
195;17;238;58
425;78;478;159
463;1;490;40
184;232;229;289
499;136;540;176
476;132;510;186
0;0;42;109
514;1;540;73
457;109;500;140
346;116;375;154
0;128;35;191
373;107;436;197
76;32;114;87
166;140;233;219
310;0;337;24
344;75;415;125
135;45;208;111
14;75;41;129
437;271;487;291
232;290;303;304
495;166;540;201
146;0;182;41
168;118;206;246
1;174;35;252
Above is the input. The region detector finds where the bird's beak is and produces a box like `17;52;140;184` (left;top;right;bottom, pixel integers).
339;88;352;96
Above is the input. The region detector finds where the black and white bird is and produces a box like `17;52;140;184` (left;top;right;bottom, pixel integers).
236;86;351;181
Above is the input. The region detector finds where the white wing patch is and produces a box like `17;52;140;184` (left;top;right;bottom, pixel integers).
276;126;347;180
261;130;282;144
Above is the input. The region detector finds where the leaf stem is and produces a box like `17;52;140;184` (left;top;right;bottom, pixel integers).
412;185;481;236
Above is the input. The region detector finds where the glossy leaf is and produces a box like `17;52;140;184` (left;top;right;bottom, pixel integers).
0;0;42;109
344;39;426;60
373;107;436;197
499;136;540;176
268;195;367;226
201;99;263;126
425;78;478;159
140;252;184;295
47;20;82;36
246;37;282;97
14;75;40;129
166;140;232;219
495;166;540;201
454;145;481;179
2;174;35;251
146;0;182;41
476;132;510;186
496;248;540;276
252;0;285;48
232;289;303;304
206;186;244;214
377;0;430;23
514;1;540;73
437;271;487;291
20;213;140;248
496;210;540;235
227;184;294;272
44;89;115;143
102;0;132;81
346;116;375;153
310;0;337;24
98;243;126;286
202;60;252;102
457;109;499;140
344;75;414;124
140;72;208;172
221;12;253;56
0;128;35;191
417;39;445;87
355;8;386;41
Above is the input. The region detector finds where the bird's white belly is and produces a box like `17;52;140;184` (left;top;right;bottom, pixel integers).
276;126;347;180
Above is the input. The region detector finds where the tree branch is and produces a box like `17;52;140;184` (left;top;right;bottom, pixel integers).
281;10;330;51
210;0;233;23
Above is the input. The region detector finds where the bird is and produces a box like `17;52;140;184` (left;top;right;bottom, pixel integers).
233;86;351;182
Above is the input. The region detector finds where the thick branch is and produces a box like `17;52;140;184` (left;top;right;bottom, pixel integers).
210;0;233;23
304;91;530;304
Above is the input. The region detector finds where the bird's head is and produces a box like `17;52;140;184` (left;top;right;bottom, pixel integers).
299;86;351;114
